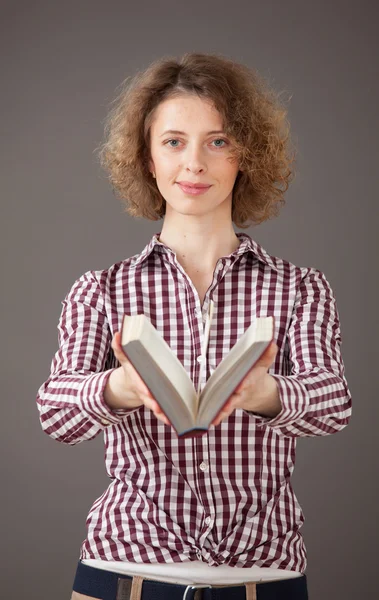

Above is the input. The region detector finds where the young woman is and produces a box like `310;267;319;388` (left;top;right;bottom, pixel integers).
36;52;352;600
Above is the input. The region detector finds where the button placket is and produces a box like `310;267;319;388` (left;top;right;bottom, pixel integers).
197;435;215;545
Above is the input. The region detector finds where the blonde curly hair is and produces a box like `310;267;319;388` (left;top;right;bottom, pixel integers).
97;52;296;228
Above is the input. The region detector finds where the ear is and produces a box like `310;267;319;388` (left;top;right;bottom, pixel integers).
148;158;155;175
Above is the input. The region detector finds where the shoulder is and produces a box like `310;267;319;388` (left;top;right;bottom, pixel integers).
62;252;140;305
248;237;336;303
250;237;320;282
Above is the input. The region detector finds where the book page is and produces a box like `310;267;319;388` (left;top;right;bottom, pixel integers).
196;317;274;423
197;340;270;425
123;314;198;419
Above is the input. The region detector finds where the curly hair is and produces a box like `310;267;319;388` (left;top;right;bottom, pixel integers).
96;52;296;228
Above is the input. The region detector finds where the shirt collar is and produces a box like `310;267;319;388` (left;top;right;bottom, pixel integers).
130;231;279;272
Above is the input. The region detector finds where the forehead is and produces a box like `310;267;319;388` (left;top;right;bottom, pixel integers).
150;94;223;132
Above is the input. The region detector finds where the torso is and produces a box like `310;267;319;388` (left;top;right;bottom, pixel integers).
186;271;214;308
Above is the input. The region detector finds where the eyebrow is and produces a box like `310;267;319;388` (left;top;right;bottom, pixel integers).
159;129;226;137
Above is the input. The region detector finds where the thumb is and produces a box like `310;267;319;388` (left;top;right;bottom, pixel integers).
256;341;278;368
111;331;128;363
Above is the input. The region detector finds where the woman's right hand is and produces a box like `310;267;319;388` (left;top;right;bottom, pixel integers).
108;330;171;426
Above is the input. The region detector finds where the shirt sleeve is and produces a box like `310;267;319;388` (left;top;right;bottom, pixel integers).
245;267;352;438
36;271;140;445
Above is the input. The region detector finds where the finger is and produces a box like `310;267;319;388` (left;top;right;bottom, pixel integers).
212;412;227;426
212;406;234;426
141;396;163;415
137;384;153;398
140;394;156;410
156;414;171;426
151;401;171;425
212;401;234;424
221;397;235;412
141;396;170;425
234;381;245;393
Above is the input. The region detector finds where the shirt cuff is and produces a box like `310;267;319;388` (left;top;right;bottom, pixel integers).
78;369;140;427
246;374;310;429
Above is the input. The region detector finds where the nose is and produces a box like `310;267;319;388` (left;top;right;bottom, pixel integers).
184;143;207;174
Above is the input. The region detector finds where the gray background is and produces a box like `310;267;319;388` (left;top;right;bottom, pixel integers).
1;1;377;598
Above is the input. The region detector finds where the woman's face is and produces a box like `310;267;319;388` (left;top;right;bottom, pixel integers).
148;94;240;219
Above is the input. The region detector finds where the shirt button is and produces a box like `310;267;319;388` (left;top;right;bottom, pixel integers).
196;355;203;363
205;516;211;526
101;418;110;426
194;308;201;316
199;461;209;472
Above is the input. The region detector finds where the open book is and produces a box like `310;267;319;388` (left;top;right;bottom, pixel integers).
121;302;275;438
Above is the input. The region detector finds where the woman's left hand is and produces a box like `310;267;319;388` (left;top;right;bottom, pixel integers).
211;341;279;427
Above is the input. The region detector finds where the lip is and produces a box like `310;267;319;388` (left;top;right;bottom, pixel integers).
176;181;211;196
176;181;212;189
176;182;212;196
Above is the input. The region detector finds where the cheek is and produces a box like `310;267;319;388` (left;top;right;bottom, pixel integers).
158;157;180;177
219;161;239;184
216;153;237;171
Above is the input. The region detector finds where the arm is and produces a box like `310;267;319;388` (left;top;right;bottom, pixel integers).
36;271;140;445
245;268;352;437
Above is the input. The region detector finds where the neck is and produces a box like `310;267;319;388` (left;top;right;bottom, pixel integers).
158;215;240;274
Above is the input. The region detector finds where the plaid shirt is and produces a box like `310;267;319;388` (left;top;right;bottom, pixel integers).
36;231;352;571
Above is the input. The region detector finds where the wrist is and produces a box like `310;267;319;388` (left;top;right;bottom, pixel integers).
248;374;282;418
104;367;140;410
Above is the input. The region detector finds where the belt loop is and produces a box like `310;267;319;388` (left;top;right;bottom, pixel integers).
130;575;144;600
244;581;257;600
117;575;144;600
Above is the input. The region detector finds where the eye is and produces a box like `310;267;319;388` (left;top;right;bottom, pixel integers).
165;139;181;148
163;138;229;149
212;138;228;148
